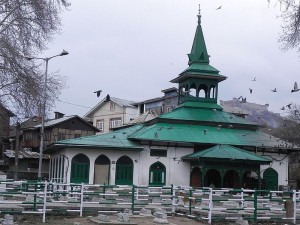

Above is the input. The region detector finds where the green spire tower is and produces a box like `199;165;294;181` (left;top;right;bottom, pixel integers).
171;5;227;105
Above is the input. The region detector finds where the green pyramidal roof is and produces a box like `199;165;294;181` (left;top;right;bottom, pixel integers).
159;102;257;127
171;12;226;83
182;145;271;163
128;123;286;148
187;14;209;65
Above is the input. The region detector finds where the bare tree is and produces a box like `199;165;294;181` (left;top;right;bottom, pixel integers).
271;104;300;145
0;0;69;119
276;0;300;52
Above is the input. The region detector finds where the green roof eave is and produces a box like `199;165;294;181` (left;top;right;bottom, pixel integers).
128;123;294;149
182;145;271;164
177;102;223;110
171;71;227;83
45;143;143;153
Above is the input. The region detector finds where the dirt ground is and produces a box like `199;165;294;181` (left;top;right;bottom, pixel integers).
14;215;295;225
17;215;205;225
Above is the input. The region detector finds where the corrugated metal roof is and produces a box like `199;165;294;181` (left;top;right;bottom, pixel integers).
47;125;144;152
34;115;76;128
128;123;292;148
4;149;50;159
182;145;271;163
126;111;156;125
110;97;136;108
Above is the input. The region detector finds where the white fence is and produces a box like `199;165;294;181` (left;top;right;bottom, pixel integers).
0;180;299;224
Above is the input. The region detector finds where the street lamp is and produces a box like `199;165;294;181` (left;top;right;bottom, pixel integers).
26;49;69;179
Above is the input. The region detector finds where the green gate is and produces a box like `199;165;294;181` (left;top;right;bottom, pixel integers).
263;168;278;190
115;156;133;185
70;154;90;183
149;162;166;186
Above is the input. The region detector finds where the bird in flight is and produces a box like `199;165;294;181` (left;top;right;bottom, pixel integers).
216;6;222;10
280;106;285;110
249;88;253;94
286;103;292;109
252;77;256;82
94;90;102;97
291;82;300;93
271;88;277;92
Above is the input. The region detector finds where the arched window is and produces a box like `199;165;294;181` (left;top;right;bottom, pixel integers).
149;162;166;186
199;84;208;98
189;83;197;97
223;170;240;188
209;85;216;98
94;155;110;184
115;156;133;185
71;153;90;183
205;169;221;188
190;167;202;187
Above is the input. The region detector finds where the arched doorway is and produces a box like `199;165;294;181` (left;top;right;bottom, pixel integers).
243;171;259;189
71;154;90;183
223;170;240;188
205;169;221;188
190;167;201;187
263;168;278;190
115;156;133;185
94;155;110;185
149;162;166;186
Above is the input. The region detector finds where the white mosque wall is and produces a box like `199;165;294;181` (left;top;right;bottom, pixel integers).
49;145;193;186
259;152;289;186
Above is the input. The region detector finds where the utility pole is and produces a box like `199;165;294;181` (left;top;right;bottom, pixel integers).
14;122;20;180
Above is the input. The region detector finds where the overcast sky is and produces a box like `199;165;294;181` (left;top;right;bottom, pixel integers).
41;0;299;118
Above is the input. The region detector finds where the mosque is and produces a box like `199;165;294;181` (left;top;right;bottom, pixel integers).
46;9;299;190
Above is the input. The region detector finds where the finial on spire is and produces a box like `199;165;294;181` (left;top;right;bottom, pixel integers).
197;4;201;24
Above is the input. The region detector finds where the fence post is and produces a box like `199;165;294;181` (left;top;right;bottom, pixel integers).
293;190;296;224
33;182;37;211
131;185;135;213
240;188;244;208
253;189;257;223
171;185;176;214
80;183;84;217
208;188;213;224
189;188;193;216
42;181;48;223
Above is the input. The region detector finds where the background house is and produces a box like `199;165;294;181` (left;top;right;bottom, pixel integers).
84;95;139;133
134;87;178;116
3;112;99;179
0;104;15;156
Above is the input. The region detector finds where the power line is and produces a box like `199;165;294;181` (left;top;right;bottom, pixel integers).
57;100;92;109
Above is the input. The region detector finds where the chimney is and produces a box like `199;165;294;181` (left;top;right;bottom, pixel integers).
54;112;64;119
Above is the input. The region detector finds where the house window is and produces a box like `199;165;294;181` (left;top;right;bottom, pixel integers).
96;119;104;132
28;162;39;169
57;133;65;141
110;102;115;111
110;118;122;129
150;149;167;157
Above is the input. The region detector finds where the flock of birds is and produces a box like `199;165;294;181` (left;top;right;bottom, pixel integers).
239;77;300;113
